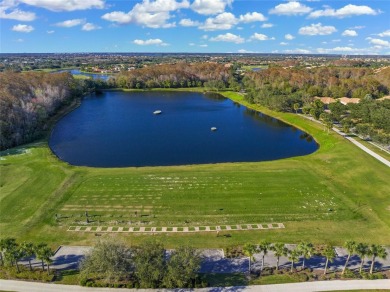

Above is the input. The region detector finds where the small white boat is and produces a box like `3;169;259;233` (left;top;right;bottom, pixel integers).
211;127;217;131
153;110;162;115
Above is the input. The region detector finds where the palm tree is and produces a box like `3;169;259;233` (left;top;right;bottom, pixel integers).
0;238;19;270
35;243;48;271
288;248;301;272
259;240;271;271
368;244;388;274
242;243;257;274
20;242;35;271
42;247;54;275
342;240;356;275
293;103;300;114
355;243;369;273
323;245;336;275
297;242;314;271
271;243;288;271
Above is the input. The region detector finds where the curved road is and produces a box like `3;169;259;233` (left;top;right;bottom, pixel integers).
1;279;390;292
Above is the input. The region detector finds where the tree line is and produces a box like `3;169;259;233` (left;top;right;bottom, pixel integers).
1;237;387;288
108;62;234;90
242;240;387;277
0;72;103;150
0;238;54;275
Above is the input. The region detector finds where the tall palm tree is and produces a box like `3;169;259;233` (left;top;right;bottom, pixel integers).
20;242;35;271
323;245;336;275
342;240;356;275
34;243;48;271
42;247;54;275
356;243;369;273
0;238;18;269
259;240;271;271
271;243;288;271
297;242;314;271
368;244;388;274
288;248;301;272
242;243;257;274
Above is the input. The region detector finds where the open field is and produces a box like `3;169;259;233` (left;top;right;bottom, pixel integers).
0;91;389;248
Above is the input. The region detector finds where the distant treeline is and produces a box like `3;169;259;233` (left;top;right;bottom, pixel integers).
0;72;101;150
243;67;390;144
243;67;389;111
108;63;237;90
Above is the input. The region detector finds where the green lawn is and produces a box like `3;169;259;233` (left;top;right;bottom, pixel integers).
0;91;389;248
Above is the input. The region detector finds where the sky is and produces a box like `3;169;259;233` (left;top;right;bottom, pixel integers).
1;0;389;54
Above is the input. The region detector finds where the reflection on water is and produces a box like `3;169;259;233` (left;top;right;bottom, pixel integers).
49;91;318;167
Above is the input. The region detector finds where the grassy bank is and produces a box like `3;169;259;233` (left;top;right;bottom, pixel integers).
0;90;389;248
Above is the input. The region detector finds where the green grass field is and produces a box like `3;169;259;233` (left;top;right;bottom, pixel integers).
0;91;389;248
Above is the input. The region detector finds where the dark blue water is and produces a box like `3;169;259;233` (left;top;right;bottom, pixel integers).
49;91;318;167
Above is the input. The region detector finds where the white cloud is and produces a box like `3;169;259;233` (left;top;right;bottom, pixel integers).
179;18;200;27
11;23;34;32
19;0;104;12
238;49;257;53
133;38;168;46
284;49;311;54
199;12;237;31
366;37;390;47
239;12;267;23
308;4;378;19
316;47;358;53
199;44;208;47
0;3;36;21
47;30;55;34
351;26;365;30
102;0;189;28
55;19;85;27
210;33;244;44
280;42;288;46
82;23;101;31
250;33;274;41
261;23;273;28
191;0;232;15
299;23;337;36
285;34;295;40
378;30;390;37
342;30;357;37
269;1;312;16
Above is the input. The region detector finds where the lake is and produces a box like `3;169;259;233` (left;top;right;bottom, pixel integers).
49;91;318;167
59;69;113;81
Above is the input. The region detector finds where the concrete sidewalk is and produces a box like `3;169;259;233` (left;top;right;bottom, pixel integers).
1;279;389;292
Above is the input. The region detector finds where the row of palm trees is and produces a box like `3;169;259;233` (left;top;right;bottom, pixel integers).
242;240;387;275
0;238;54;275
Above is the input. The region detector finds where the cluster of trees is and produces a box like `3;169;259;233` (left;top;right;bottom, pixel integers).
109;63;233;90
0;72;104;150
242;240;387;276
243;67;389;112
0;238;54;275
297;96;390;144
80;239;202;289
348;99;390;144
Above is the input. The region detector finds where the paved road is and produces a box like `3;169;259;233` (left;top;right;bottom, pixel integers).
299;114;390;168
1;279;389;292
332;127;390;168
